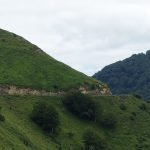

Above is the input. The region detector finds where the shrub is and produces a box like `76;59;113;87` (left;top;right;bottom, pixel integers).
101;113;117;129
133;94;142;99
139;103;147;111
0;114;5;122
131;112;136;116
63;92;97;121
83;129;107;150
119;103;127;111
0;107;5;122
19;136;32;147
1;39;6;42
67;132;74;139
130;112;136;121
31;102;60;134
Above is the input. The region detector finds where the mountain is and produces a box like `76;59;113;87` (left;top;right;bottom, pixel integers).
0;29;150;150
0;29;109;94
93;50;150;100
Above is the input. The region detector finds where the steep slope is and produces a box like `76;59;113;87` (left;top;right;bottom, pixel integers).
0;95;150;150
0;29;108;93
93;51;150;100
0;29;149;150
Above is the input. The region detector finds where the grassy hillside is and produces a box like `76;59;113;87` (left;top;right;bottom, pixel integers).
93;51;150;100
0;28;149;150
0;29;102;91
0;95;149;150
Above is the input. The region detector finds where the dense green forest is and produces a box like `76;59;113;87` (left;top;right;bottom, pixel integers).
93;51;150;100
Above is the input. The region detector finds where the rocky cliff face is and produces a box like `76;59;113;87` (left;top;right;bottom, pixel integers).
79;83;112;96
0;85;63;96
0;84;111;96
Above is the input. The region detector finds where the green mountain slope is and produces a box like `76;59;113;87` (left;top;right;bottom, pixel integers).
0;29;150;150
0;29;104;92
93;51;150;100
0;95;150;150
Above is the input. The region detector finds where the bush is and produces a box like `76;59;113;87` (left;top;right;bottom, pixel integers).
83;129;107;150
133;94;142;99
119;103;127;111
139;103;147;111
101;113;117;129
1;39;6;42
0;114;5;122
131;112;136;116
129;115;135;121
0;107;5;122
31;102;60;134
67;132;74;139
63;92;97;121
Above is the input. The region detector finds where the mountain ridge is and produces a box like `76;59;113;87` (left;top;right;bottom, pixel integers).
0;29;150;150
0;28;110;94
93;50;150;100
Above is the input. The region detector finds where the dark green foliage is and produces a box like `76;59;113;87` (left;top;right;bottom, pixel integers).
139;103;147;111
93;51;150;100
101;113;117;129
1;39;6;42
129;115;135;121
66;132;74;139
31;102;60;134
19;136;33;148
133;94;142;99
83;129;107;150
0;114;5;122
119;103;127;110
63;92;97;121
131;112;136;116
0;95;150;149
136;136;150;150
0;107;5;122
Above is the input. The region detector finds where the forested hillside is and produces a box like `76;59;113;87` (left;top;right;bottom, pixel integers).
93;51;150;100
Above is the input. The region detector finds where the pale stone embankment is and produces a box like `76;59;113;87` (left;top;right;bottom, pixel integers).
0;85;111;96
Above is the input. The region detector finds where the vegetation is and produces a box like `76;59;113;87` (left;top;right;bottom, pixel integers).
63;92;117;129
93;51;150;100
31;102;60;134
0;107;5;122
119;103;127;111
139;103;147;111
0;28;150;150
83;129;107;150
0;95;149;149
63;92;97;121
100;113;117;129
133;94;142;99
0;29;103;91
0;28;112;149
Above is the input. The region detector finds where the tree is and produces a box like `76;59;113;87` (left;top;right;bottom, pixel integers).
83;129;106;150
101;113;117;129
0;107;5;122
63;92;97;121
31;102;60;134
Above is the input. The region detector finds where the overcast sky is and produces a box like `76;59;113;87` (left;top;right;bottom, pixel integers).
0;0;150;75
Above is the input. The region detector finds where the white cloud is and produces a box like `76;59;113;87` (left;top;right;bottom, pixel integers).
0;0;150;75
